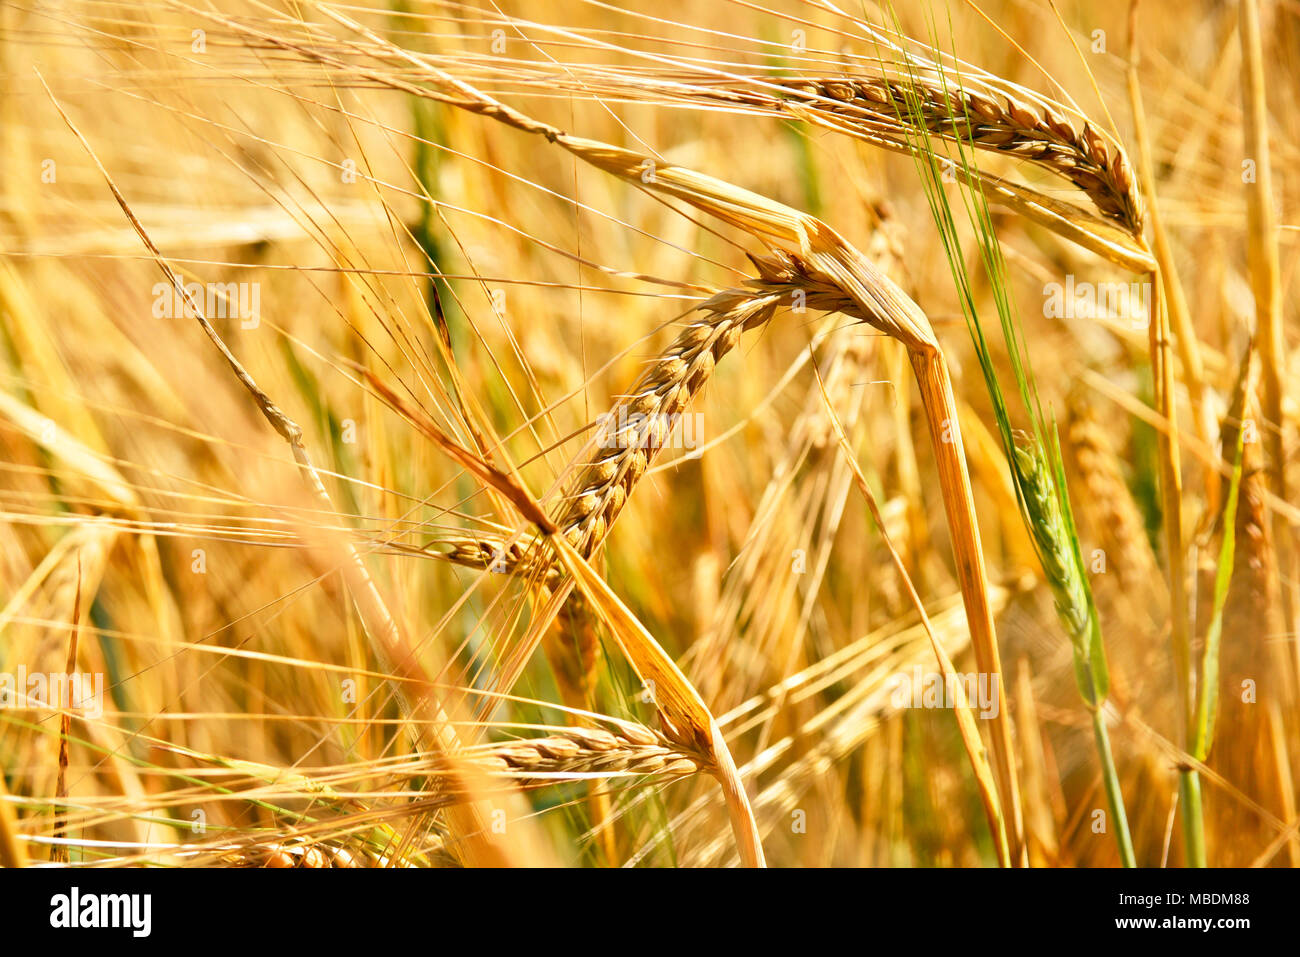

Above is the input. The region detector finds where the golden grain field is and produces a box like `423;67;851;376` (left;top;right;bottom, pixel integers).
0;0;1297;869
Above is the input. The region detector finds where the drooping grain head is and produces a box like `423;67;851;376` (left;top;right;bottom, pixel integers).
771;75;1144;236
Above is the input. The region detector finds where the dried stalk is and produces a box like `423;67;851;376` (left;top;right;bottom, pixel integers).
1125;5;1193;760
1239;0;1296;672
0;773;27;868
815;362;1010;865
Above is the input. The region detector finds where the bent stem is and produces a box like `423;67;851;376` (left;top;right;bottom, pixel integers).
816;358;1010;866
909;348;1025;865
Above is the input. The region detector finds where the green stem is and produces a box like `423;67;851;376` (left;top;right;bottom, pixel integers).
1179;769;1206;867
1092;708;1136;867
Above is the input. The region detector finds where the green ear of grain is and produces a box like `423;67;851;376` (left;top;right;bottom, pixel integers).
1013;437;1109;707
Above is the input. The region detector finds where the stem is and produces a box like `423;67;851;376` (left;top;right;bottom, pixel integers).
1179;769;1206;868
1240;0;1299;687
910;348;1027;866
1240;0;1286;508
1126;9;1202;871
1091;707;1136;867
1125;4;1212;461
0;773;28;868
817;363;1010;866
1126;10;1193;742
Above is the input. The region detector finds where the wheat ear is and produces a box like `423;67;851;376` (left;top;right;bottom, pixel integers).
770;75;1142;236
1064;395;1161;597
466;723;702;782
222;840;420;869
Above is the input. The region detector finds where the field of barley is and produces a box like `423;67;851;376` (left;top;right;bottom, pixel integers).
0;0;1296;870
